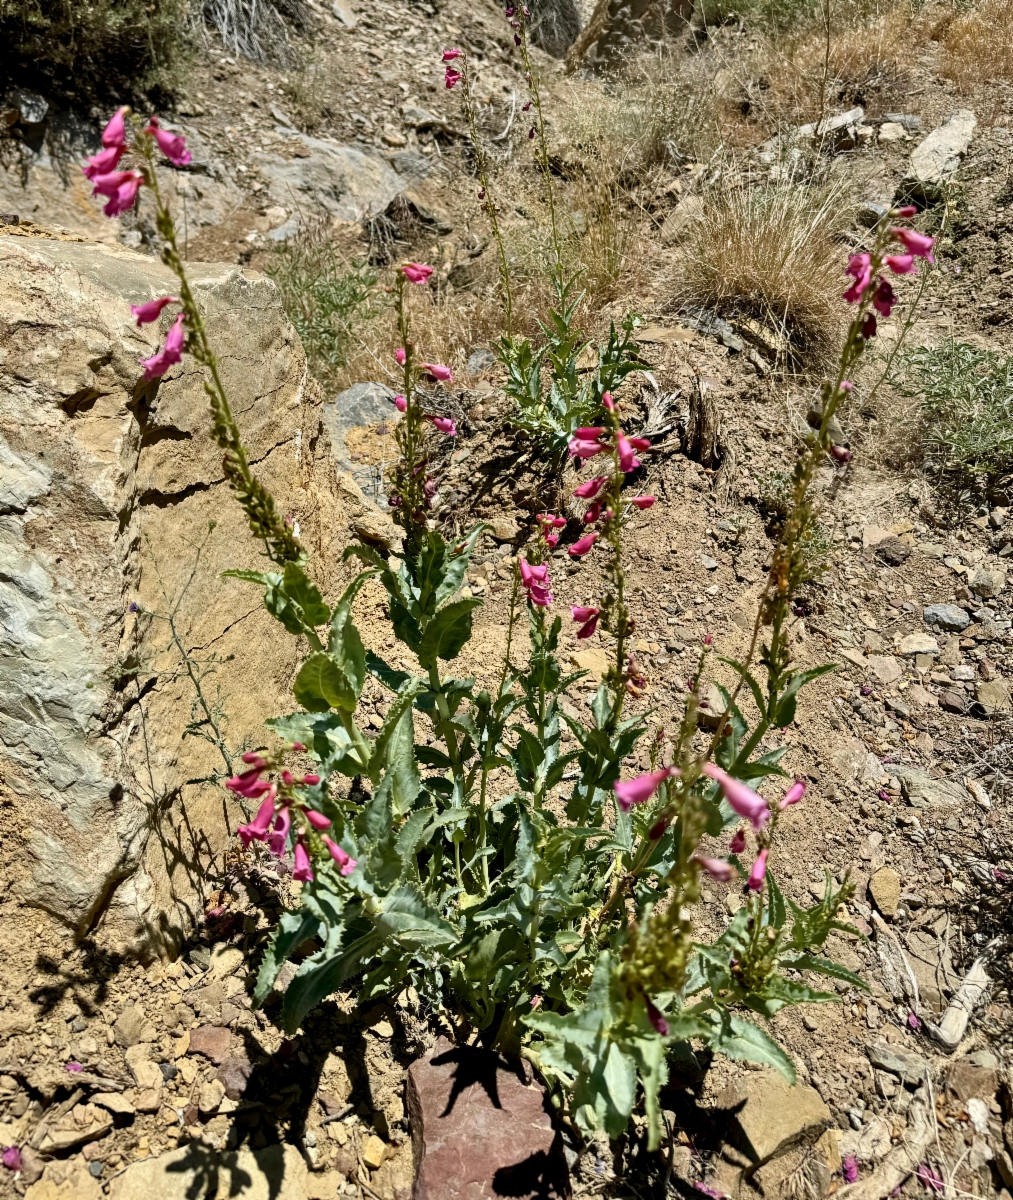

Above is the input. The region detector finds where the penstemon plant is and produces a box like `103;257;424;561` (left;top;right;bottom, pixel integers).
91;109;935;1152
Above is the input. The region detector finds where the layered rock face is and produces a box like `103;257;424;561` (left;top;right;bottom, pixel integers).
0;230;325;956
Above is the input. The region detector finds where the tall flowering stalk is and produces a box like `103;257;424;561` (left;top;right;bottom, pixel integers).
508;4;562;270
387;263;456;560
566;393;653;719
83;110;302;565
443;48;514;336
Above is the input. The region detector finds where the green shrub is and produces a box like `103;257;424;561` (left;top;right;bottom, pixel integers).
265;226;377;390
0;0;189;109
895;341;1013;489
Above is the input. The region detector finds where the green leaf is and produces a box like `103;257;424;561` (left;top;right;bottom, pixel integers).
293;652;357;713
279;929;380;1033
365;650;413;693
707;1013;796;1083
374;885;458;947
779;954;868;991
418;598;481;667
435;524;487;609
252;907;319;1008
772;662;836;728
766;872;787;931
282;561;330;627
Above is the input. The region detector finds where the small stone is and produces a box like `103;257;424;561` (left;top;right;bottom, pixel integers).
904;109;977;201
898;632;939;657
37;1106;113;1153
716;1071;831;1164
466;348;496;374
114;1004;156;1048
700;554;719;570
331;0;358;26
862;525;890;548
906;684;936;707
876;537;911;566
92;1092;136;1116
866;1042;929;1086
975;680;1011;717
869;868;901;918
878;121;908;142
216;1055;253;1101
867;655;903;686
922;603;970;632
939;690;966;714
89;1160;104;1178
488;516;519;542
946;1059;998;1102
187;1025;232;1065
208;945;244;980
361;1134;386;1171
970;567;1006;599
892;764;966;809
198;1078;226;1117
407;1036;569;1199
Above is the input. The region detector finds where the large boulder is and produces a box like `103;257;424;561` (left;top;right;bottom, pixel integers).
0;227;334;956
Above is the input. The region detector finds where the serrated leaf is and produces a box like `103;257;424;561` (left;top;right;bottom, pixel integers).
779;954;869;990
707;1013;796;1082
252;907;319;1008
418;598;480;666
279;929;380;1033
293;652;357;713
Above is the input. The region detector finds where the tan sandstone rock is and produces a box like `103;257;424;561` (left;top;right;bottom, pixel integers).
0;231;338;957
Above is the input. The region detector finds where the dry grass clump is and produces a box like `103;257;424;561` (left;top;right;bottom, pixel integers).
557;56;725;181
942;0;1013;93
677;177;851;359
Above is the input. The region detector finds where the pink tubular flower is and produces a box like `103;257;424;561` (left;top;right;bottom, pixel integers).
601;391;614;410
293;838;314;882
917;1166;945;1194
614;767;675;812
842;1156;860;1184
891;227;935;261
545;533;559;549
442;47;463;61
730;828;746;854
145;117;191;166
324;837;357;876
907;1010;921;1030
445;67;462;89
568;531;599;558
140;312;186;380
693;854;736;882
645;997;669;1036
519;556;552;607
568;437;606;459
427;414;457;436
861;313;877;339
884;254;916;275
396;348;406;366
241;750;267;766
583;501;602;525
537;512;567;529
82;143;124;180
747;848;769;891
394;394;407;413
267;806;291;857
91;169;143;217
872;278;897;317
616;432;640;474
780;780;806;809
575;426;606;439
304;809;332;831
102;107;129;149
226;766;272;799
702;763;770;831
571;605;600;639
237;796;276;848
303;773;320;785
843;253;872;303
629;495;655;510
401;261;433;284
130;295;179;326
2;1146;21;1172
573;475;608;499
894;204;918;218
421;362;453;383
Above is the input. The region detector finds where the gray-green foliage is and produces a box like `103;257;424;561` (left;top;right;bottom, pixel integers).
894;341;1013;489
231;512;861;1149
500;271;648;467
265;230;377;387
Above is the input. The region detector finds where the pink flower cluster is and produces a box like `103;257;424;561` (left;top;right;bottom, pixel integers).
230;752;357;880
844;217;935;333
443;48;463;88
519;556;552;607
84;109;193;219
536;511;566;549
613;763;801;893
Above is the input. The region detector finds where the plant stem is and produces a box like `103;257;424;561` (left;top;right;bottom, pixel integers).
516;12;562;271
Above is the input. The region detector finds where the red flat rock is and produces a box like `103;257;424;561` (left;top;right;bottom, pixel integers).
406;1037;570;1200
186;1025;232;1065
